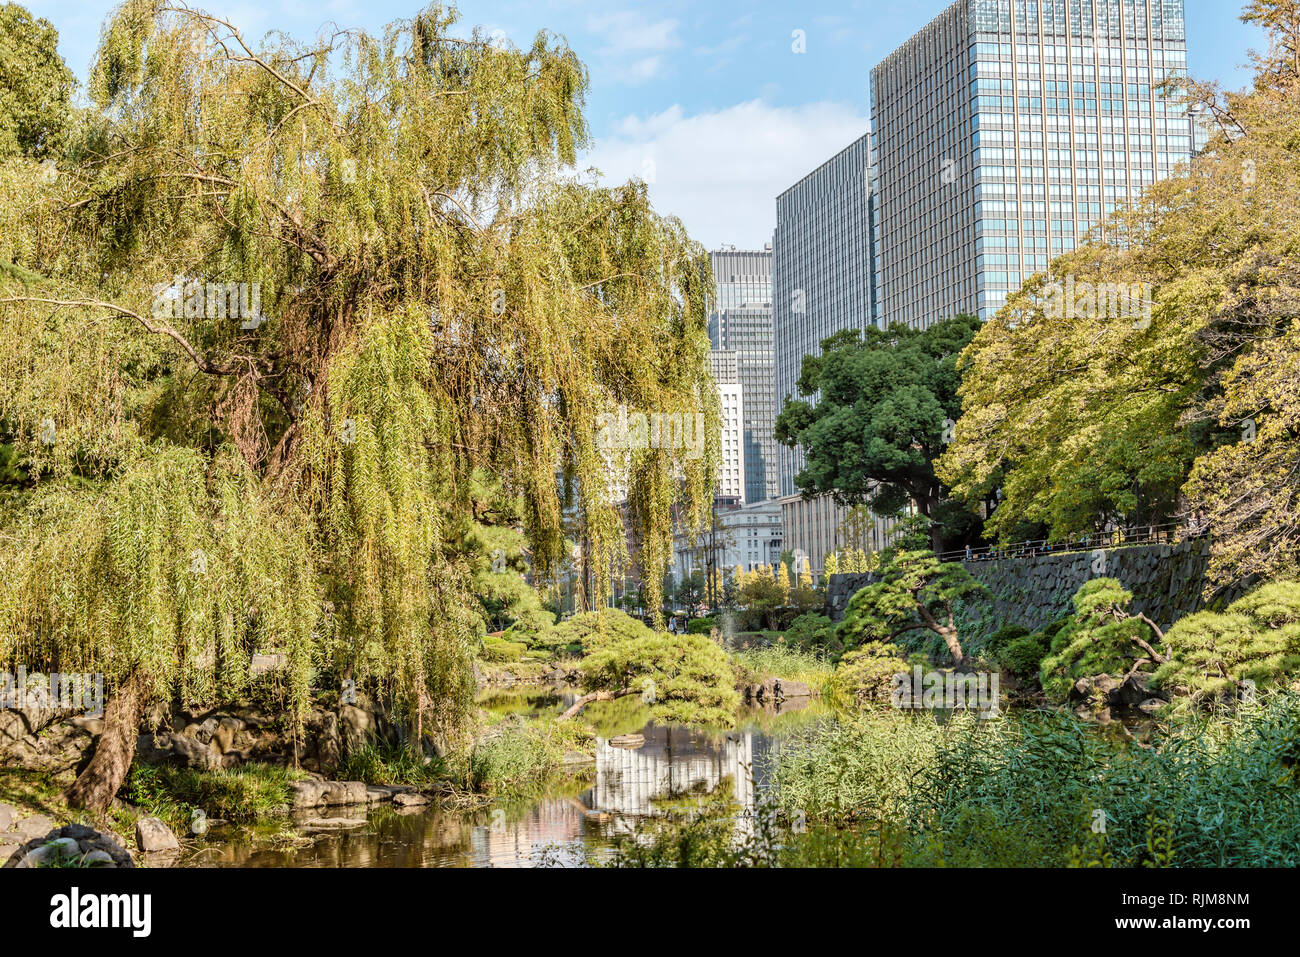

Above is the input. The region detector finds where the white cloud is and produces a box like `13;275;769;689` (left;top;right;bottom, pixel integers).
579;99;869;250
585;12;681;84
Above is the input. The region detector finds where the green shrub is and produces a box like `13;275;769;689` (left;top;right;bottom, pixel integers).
999;630;1051;677
784;613;841;657
1039;579;1159;702
533;608;648;654
984;624;1030;657
479;638;527;662
578;619;740;726
686;616;716;635
1155;580;1300;704
827;643;910;708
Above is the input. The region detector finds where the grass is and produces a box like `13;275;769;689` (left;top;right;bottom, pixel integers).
125;762;305;830
338;742;447;787
467;717;593;797
0;768;144;848
586;691;1300;868
765;691;1300;867
730;645;835;695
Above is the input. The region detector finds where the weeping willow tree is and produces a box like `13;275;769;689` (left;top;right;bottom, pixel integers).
0;1;718;811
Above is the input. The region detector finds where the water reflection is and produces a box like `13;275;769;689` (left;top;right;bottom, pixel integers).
186;698;822;868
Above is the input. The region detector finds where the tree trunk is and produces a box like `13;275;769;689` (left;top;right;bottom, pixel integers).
938;627;965;670
559;687;636;721
917;601;965;669
66;670;148;815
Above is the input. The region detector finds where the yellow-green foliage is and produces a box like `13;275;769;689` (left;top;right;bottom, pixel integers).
479;637;528;663
827;644;910;707
0;446;318;721
536;608;646;653
577;611;740;726
1039;578;1158;702
936;6;1300;588
0;3;719;742
1155;580;1300;704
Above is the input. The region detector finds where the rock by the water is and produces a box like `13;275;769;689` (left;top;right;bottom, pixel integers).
561;750;595;768
135;817;180;853
290;779;329;809
298;817;367;830
290;778;371;809
392;792;429;807
3;823;133;868
745;678;812;703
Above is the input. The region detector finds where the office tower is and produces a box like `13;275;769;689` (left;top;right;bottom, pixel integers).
770;133;879;573
871;0;1198;326
708;248;777;504
772;133;877;500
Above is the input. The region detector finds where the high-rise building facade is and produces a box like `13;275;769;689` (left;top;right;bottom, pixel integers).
708;249;777;504
772;133;877;500
672;500;783;583
771;134;879;572
872;0;1198;326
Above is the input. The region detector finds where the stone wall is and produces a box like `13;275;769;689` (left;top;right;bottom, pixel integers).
826;573;879;621
827;539;1249;640
0;695;404;779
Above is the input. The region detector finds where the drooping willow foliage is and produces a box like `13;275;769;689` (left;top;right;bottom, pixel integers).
0;448;318;717
0;1;719;745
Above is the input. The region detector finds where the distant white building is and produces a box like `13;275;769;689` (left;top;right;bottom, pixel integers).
717;381;745;503
672;499;783;584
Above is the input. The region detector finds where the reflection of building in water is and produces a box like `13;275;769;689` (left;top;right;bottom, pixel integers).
591;725;760;821
467;798;590;868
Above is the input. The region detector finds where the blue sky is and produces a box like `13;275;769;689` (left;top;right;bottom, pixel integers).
29;0;1266;248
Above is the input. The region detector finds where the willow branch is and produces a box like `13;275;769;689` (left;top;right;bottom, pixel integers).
0;296;239;376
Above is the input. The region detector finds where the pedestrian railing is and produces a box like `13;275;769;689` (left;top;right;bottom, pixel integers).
937;522;1198;565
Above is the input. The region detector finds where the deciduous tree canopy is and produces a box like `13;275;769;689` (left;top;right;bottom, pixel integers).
938;0;1300;588
0;1;719;809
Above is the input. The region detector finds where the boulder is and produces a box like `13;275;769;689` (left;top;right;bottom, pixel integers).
135;817;180;853
392;792;429;808
3;823;133;868
290;778;369;809
315;712;342;775
14;814;54;843
290;779;329;809
321;781;369;806
298;817;367;831
562;750;595;769
339;705;375;752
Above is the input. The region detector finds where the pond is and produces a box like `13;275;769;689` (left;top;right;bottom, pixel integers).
183;688;831;868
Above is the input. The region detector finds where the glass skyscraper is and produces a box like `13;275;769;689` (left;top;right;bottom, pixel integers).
772;133;877;500
709;249;777;504
769;133;886;575
871;0;1200;326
